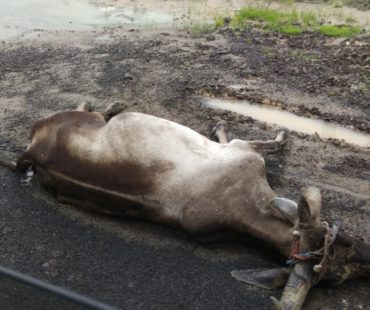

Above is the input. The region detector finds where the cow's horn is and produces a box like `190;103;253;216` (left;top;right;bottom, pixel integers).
276;186;324;309
277;262;316;309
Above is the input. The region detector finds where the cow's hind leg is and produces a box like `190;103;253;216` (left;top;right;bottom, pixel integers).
249;130;288;154
212;120;230;144
76;101;125;121
101;102;125;121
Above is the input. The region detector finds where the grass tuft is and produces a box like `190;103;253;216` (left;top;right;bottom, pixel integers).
214;16;225;29
231;7;283;29
280;25;303;35
318;25;362;37
301;11;318;27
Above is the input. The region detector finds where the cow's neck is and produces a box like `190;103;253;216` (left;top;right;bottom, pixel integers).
239;214;294;258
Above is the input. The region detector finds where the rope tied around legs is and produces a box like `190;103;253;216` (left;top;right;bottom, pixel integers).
287;222;339;275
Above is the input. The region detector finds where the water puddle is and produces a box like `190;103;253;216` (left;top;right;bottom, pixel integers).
0;0;173;40
201;97;370;148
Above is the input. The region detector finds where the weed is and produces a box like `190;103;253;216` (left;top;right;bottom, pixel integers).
280;25;303;35
189;22;214;35
214;16;225;29
289;50;320;62
261;47;277;57
254;0;274;10
318;25;362;37
360;74;370;83
359;83;368;93
301;11;318;27
287;9;299;25
345;17;357;24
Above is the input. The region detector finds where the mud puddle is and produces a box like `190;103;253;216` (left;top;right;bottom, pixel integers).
201;97;370;148
0;0;173;40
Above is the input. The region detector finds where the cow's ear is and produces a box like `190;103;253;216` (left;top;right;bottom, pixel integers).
298;186;321;226
231;268;290;290
269;198;298;225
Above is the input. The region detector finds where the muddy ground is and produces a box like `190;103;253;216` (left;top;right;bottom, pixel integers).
0;22;370;310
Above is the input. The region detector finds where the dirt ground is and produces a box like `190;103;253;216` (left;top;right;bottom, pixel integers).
0;13;370;310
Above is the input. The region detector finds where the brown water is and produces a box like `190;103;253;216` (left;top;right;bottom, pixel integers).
201;97;370;148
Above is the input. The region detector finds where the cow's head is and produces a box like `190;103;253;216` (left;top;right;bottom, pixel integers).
233;186;370;309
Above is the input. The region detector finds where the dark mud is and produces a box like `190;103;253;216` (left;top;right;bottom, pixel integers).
0;26;369;309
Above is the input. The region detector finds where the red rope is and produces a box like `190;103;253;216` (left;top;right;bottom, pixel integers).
287;222;338;268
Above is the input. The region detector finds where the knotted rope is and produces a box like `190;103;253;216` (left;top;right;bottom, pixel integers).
287;222;338;274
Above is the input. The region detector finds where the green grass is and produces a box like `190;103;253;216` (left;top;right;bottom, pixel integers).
230;7;283;29
318;25;363;37
227;7;363;37
230;8;301;32
214;16;225;29
280;25;303;35
301;11;318;27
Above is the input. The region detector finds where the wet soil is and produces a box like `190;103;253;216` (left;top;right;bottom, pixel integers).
0;22;370;310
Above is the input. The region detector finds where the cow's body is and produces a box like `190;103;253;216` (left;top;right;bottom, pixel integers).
18;111;292;254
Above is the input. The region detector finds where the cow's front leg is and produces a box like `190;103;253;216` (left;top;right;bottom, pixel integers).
249;130;288;154
101;102;125;121
212;120;230;144
77;101;93;112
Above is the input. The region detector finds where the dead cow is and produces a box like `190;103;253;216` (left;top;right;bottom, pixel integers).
1;102;369;309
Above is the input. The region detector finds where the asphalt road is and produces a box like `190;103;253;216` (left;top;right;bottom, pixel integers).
0;166;278;309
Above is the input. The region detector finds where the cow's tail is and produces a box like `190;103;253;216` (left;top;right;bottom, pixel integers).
0;158;16;171
0;150;17;171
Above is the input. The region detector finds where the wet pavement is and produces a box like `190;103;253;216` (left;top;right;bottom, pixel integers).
0;168;276;309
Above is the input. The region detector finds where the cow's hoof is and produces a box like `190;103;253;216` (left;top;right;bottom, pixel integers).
212;120;228;136
275;129;288;145
103;102;126;120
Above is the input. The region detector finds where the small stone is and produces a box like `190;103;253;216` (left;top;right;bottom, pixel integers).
124;73;133;80
313;264;323;273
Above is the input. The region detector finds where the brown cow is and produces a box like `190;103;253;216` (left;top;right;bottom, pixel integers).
1;102;369;309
